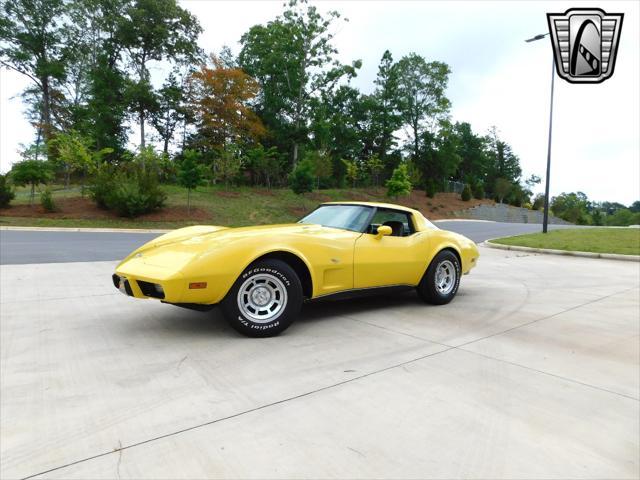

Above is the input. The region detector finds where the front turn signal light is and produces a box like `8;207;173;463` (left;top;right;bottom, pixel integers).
189;282;207;289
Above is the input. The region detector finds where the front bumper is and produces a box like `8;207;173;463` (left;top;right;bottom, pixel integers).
112;274;165;299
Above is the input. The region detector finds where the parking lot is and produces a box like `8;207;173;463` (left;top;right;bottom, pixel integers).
1;234;639;479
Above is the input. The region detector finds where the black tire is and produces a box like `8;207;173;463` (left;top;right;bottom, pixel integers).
416;250;461;305
221;259;303;337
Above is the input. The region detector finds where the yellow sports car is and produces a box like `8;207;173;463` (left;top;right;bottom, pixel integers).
113;202;479;337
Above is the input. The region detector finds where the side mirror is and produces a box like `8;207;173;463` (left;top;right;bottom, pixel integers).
377;225;392;237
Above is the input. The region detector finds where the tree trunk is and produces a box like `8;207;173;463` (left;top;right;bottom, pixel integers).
293;143;299;166
163;137;169;155
140;108;146;148
34;114;43;161
413;121;419;160
187;188;191;216
41;77;52;143
30;183;35;205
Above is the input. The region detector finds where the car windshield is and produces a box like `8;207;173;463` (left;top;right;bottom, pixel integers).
298;205;372;232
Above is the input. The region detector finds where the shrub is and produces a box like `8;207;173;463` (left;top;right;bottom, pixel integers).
289;159;314;195
425;179;436;198
472;183;484;200
461;184;472;201
386;164;412;199
89;156;166;217
532;193;545;210
40;188;57;212
107;180;166;217
0;174;15;208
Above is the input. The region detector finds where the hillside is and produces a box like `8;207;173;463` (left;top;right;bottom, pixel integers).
0;185;495;229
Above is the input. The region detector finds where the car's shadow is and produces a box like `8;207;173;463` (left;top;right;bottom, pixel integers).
129;289;425;338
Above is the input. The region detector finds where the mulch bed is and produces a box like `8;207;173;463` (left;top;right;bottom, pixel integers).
0;197;211;222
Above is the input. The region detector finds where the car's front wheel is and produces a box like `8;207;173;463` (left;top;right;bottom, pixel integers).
221;259;303;337
416;250;461;305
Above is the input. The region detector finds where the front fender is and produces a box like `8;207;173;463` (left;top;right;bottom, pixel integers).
177;242;316;305
424;232;479;276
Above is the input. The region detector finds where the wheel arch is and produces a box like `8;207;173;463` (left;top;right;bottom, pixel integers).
422;243;462;280
248;250;314;299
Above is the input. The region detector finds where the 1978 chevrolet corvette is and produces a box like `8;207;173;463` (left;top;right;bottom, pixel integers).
113;202;479;336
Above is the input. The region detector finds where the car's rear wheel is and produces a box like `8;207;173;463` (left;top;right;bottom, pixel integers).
221;259;303;337
416;250;461;305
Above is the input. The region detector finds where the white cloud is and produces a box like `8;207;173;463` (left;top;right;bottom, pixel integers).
1;0;638;204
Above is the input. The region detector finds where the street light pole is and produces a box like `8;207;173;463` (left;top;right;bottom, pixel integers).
525;32;555;233
542;54;555;233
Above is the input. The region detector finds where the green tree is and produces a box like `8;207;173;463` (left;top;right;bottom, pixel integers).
454;122;488;182
494;178;512;204
178;149;205;214
239;0;361;165
394;54;451;160
386;164;412;199
10;160;53;204
214;145;243;189
49;130;93;188
0;174;15;208
343;159;359;188
606;208;639;226
591;209;603;226
0;0;67;148
485;127;522;195
245;144;281;188
74;0;133;157
305;150;332;189
289;158;314;195
405;160;423;187
151;72;190;154
551;192;590;224
118;0;202;147
365;154;384;187
371;50;402;164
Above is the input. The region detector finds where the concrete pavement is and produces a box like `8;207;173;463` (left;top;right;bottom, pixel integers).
1;247;638;479
0;221;576;265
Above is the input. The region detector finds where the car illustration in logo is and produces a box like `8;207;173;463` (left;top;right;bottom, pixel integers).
547;8;623;83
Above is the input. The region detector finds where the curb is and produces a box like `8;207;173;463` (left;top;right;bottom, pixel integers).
482;240;640;262
0;226;170;234
434;219;497;223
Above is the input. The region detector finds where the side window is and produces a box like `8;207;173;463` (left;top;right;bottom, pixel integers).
368;209;415;237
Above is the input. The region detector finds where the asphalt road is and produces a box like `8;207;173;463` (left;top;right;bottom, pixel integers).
0;221;574;265
2;247;638;479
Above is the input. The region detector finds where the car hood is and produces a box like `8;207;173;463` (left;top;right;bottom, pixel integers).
118;223;331;270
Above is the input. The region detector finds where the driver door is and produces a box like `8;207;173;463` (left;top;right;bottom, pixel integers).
353;208;425;288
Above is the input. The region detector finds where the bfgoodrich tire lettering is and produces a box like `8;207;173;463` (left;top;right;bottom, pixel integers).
416;250;461;305
221;259;303;337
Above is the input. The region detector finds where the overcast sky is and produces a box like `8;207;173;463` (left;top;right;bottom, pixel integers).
1;0;638;205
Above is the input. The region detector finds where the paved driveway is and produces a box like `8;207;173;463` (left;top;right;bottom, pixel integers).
1;247;638;479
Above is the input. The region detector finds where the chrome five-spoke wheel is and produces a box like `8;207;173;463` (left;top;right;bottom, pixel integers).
416;250;461;305
222;259;303;337
237;273;288;323
435;259;456;295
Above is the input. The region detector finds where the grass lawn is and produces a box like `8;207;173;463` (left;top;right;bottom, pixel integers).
491;228;640;256
1;184;494;228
